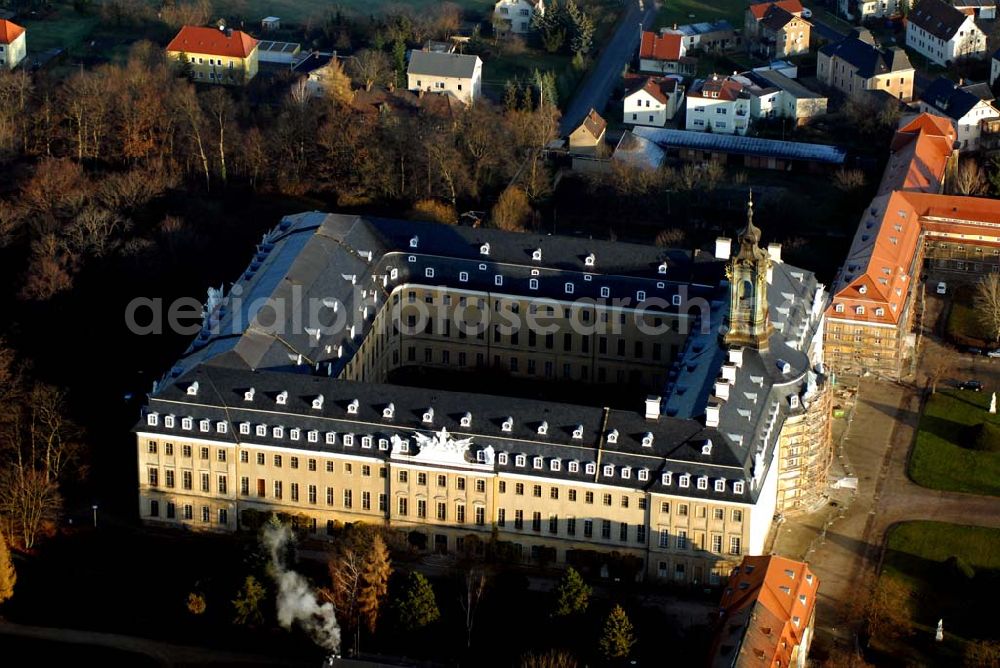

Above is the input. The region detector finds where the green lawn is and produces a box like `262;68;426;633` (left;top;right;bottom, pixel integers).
910;389;1000;496
20;6;100;53
875;522;1000;664
655;0;745;30
211;0;496;25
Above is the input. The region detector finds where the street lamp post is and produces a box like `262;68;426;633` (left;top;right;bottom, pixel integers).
92;504;98;528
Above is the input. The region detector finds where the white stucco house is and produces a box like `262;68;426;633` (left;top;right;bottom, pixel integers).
623;76;684;127
407;50;483;105
918;77;1000;150
905;0;987;66
0;18;26;70
839;0;909;21
494;0;544;34
685;74;752;135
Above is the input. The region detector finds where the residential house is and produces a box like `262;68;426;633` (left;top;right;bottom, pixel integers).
686;74;752;135
708;556;819;668
166;25;259;85
623;76;684;127
918;77;1000;150
817;29;914;101
639;30;697;76
755;6;811;59
747;69;828;124
666;20;739;54
292;52;341;98
0;18;26;70
954;0;996;19
744;0;804;41
568;108;607;154
494;0;544;34
905;0;987;66
839;0;909;21
407;50;482;105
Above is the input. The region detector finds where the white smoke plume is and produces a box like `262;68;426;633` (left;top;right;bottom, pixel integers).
262;521;341;653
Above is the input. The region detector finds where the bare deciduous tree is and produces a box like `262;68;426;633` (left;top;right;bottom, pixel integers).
491;186;532;232
976;273;1000;343
953;159;987;195
458;567;487;648
350;50;391;92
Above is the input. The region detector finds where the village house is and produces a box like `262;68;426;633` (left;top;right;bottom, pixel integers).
685;72;826;134
744;0;804;40
708;556;820;668
752;5;811;59
406;50;483;105
166;25;259;85
953;0;997;19
638;30;697;76
905;0;987;67
664;20;739;54
0;18;26;70
623;76;684;127
494;0;544;34
746;69;828;125
292;52;341;99
839;0;909;21
817;29;914;102
918;77;1000;150
568;108;607;154
686;74;752;135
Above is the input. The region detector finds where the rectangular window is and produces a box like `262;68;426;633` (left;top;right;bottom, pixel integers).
418;472;427;486
273;480;282;499
456;504;465;523
549;514;558;534
437;502;447;521
183;471;192;490
568;489;577;502
729;536;742;555
659;529;669;548
326;487;334;505
240;476;249;495
290;482;299;502
475;506;485;525
514;510;524;529
200;473;210;492
418;500;427;518
498;508;506;526
217;475;227;494
533;485;542;498
677;530;688;549
344;490;353;508
601;520;611;539
584;519;593;538
636;526;646;543
398;497;408;516
712;535;723;553
362;491;371;510
585;491;594;504
165;470;175;488
619;523;628;542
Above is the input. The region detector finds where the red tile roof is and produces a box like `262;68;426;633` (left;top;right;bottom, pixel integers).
690;74;745;101
0;18;25;45
166;26;258;59
640;31;683;61
624;75;679;104
748;0;804;20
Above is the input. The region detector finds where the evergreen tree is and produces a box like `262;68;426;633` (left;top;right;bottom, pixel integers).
598;605;636;661
232;575;266;626
357;534;391;633
552;567;590;616
395;571;440;630
0;531;16;605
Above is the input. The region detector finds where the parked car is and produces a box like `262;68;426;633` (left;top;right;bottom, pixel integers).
988;349;1000;358
959;380;983;391
936;281;947;294
967;346;984;355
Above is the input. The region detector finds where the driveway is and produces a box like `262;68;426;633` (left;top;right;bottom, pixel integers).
560;0;658;135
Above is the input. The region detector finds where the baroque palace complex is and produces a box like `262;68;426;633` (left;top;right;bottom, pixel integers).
136;205;832;585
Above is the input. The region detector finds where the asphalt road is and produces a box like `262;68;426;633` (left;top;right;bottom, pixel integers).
560;0;658;135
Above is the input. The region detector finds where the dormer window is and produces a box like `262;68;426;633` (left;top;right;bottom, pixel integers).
603;464;614;477
621;466;631;479
641;432;654;447
529;278;539;290
636;290;646;302
532;248;542;261
533;456;543;469
181;417;193;431
585;462;596;475
565;282;575;294
638;468;649;481
378;438;389;451
312;395;324;410
255;424;267;437
502;417;514;432
714;479;725;492
273;426;284;439
537;421;548;436
607;429;619;444
679;473;690;488
572;425;584;440
186;381;199;396
515;454;526;467
498;452;508;465
702;439;713;455
600;286;610;298
568;460;580;473
875;308;885;317
199;419;210;433
425;267;434;278
734;481;745;494
240;422;251;435
383;403;395;419
697;476;708;490
147;412;159;427
476;450;486;463
856;306;865;315
662;471;673;485
550;459;561;471
290;428;301;441
658;262;668;274
164;415;175;429
460;412;472;427
276;391;288;405
325;432;336;445
409;235;419;248
584;253;596;267
423;408;434;424
347;399;360;415
343;434;354;447
308;430;318;443
361;436;373;449
459;271;469;282
858;285;867;295
480;242;490;256
494;275;503;286
835;304;844;313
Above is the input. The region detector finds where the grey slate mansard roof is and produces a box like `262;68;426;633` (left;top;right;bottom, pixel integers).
139;213;825;504
819;35;912;79
407;50;480;79
908;0;970;42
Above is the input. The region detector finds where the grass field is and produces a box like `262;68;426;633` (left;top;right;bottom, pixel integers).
212;0;497;24
910;389;1000;496
655;0;745;30
19;6;100;53
875;521;1000;664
